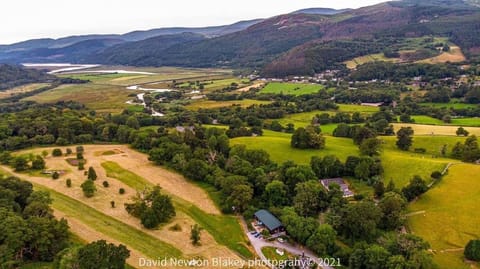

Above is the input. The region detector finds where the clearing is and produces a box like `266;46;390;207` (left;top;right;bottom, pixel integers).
259;82;324;96
407;164;480;269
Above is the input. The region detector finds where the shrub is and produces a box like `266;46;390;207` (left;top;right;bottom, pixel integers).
465;240;480;261
169;224;182;231
52;148;62;157
431;171;442;179
102;181;109;188
78;161;85;170
81;180;96;198
76;152;84;160
110;201;115;208
66;178;72;188
66;148;73;155
414;148;427;153
52;171;60;180
119;188;125;195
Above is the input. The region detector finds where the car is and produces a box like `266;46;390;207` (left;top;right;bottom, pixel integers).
255;233;261;238
250;231;257;235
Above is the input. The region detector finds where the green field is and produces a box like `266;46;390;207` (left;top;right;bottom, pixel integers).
231;130;359;164
419;102;478;110
101;161;253;258
410;115;480;127
186;99;271;110
261;247;293;262
408;164;480;269
259;82;324;96
274;104;378;130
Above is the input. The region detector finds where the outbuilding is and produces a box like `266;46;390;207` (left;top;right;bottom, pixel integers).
254;209;284;234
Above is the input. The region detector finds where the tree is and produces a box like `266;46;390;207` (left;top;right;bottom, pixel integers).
125;186;175;229
103;181;109;187
364;245;390;269
12;156;29;171
463;135;480;162
339;201;382;241
263;180;288;207
41;150;49;158
78;161;85;170
379;192;407;230
291;127;325;149
306;224;337;256
464;240;480;261
77;240;130;269
402;175;428;201
66;178;72;188
52;148;62;157
190;224;203;246
76;145;84;153
81;180;97;198
396;127;414;151
31;156;46;170
456;127;469;137
293;180;328;217
126;116;140;130
226;184;253;212
87;167;97;181
451;142;464;159
52;171;60;179
374;181;385;198
360;138;383;156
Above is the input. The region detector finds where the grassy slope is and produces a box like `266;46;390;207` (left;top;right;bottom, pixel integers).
33;184;183;259
259;82;324;96
407;164;480;269
101;161;253;259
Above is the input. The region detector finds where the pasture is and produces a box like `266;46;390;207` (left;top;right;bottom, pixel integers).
392;123;480;136
417;46;466;64
186;99;271;110
259;82;324;96
407;164;480;269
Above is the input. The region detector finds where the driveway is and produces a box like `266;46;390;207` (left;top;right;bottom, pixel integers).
240;218;335;269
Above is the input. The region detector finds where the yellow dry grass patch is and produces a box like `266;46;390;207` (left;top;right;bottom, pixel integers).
236;82;265;92
417;46;466;64
6;145;241;265
0;83;49;99
392;123;480;136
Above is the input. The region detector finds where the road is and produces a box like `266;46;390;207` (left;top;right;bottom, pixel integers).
239;218;336;269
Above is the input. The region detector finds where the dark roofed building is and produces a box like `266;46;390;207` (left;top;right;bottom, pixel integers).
254;209;284;234
320;178;354;198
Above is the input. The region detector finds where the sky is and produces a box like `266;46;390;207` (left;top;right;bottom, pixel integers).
0;0;386;45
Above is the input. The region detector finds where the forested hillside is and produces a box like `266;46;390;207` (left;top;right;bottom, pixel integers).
0;64;54;90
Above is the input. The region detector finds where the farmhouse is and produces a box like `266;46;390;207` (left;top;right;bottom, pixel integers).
254;209;284;234
320;178;354;198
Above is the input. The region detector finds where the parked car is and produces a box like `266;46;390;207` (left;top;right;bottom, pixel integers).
250;231;257;235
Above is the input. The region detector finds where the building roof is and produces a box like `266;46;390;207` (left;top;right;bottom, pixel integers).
254;209;283;231
320;178;354;197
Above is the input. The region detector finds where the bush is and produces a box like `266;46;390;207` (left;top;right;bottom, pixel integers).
52;171;60;180
102;181;109;188
52;149;63;157
78;161;85;170
66;178;72;187
465;240;480;261
66;148;72;155
119;188;125;195
81;180;96;198
353;194;365;201
414;148;427;153
431;171;442;179
169;224;182;231
110;201;115;208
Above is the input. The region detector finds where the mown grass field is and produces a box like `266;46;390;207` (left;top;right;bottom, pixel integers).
34;184;183;259
407;164;480;269
419;102;478;110
101;161;253;259
344;53;399;69
393;123;480;136
259;82;324;96
186;99;271;110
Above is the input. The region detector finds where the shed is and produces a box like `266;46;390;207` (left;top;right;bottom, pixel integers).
254;209;284;234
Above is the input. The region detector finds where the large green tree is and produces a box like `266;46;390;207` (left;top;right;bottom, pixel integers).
77;240;130;269
396;127;414;151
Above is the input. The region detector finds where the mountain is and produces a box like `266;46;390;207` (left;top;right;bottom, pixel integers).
0;19;262;63
90;33;207;66
292;8;351;15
